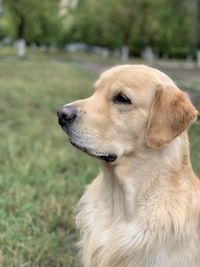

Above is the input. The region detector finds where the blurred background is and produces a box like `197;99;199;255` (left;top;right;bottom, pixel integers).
0;0;199;266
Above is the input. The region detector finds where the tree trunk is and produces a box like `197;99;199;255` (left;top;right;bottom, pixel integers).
197;50;200;68
17;39;26;58
121;45;129;63
16;11;26;58
197;0;200;67
142;46;155;65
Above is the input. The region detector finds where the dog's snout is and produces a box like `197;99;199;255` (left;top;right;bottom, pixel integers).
57;106;77;126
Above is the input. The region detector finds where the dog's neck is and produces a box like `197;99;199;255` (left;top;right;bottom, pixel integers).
101;132;192;221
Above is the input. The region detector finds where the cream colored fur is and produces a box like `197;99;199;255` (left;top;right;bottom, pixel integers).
63;65;200;267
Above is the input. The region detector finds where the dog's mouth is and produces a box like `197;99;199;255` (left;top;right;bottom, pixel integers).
58;119;117;163
69;140;117;163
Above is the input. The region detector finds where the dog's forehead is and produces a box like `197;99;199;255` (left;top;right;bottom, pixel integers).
94;65;175;92
95;66;153;91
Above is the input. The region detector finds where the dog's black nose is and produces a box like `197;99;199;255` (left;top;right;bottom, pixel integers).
57;106;77;126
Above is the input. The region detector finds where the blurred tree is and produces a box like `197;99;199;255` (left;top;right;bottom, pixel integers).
154;0;196;57
197;0;200;67
69;0;197;59
71;0;161;60
3;0;64;57
109;0;158;61
0;15;13;40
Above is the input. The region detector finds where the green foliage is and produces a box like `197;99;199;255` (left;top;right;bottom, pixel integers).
70;0;197;56
0;59;98;266
0;15;13;39
2;0;64;45
153;0;197;56
0;0;198;55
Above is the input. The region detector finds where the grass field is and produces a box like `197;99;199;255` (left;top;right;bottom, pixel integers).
0;59;199;267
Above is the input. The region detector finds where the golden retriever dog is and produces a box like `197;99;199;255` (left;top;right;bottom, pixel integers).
57;65;200;267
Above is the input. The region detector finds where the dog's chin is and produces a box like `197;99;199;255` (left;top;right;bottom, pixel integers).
69;140;117;163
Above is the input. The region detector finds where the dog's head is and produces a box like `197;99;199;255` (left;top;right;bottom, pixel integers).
57;65;198;163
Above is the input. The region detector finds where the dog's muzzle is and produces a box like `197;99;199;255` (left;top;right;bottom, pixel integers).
57;105;117;163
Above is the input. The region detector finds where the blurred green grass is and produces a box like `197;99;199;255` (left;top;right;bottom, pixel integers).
0;59;199;267
0;60;99;267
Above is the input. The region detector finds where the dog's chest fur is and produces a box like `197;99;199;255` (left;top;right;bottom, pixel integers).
76;175;200;267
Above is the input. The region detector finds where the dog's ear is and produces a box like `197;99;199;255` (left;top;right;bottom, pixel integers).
146;84;199;149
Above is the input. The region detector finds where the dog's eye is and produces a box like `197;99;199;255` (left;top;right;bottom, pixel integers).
113;93;131;104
